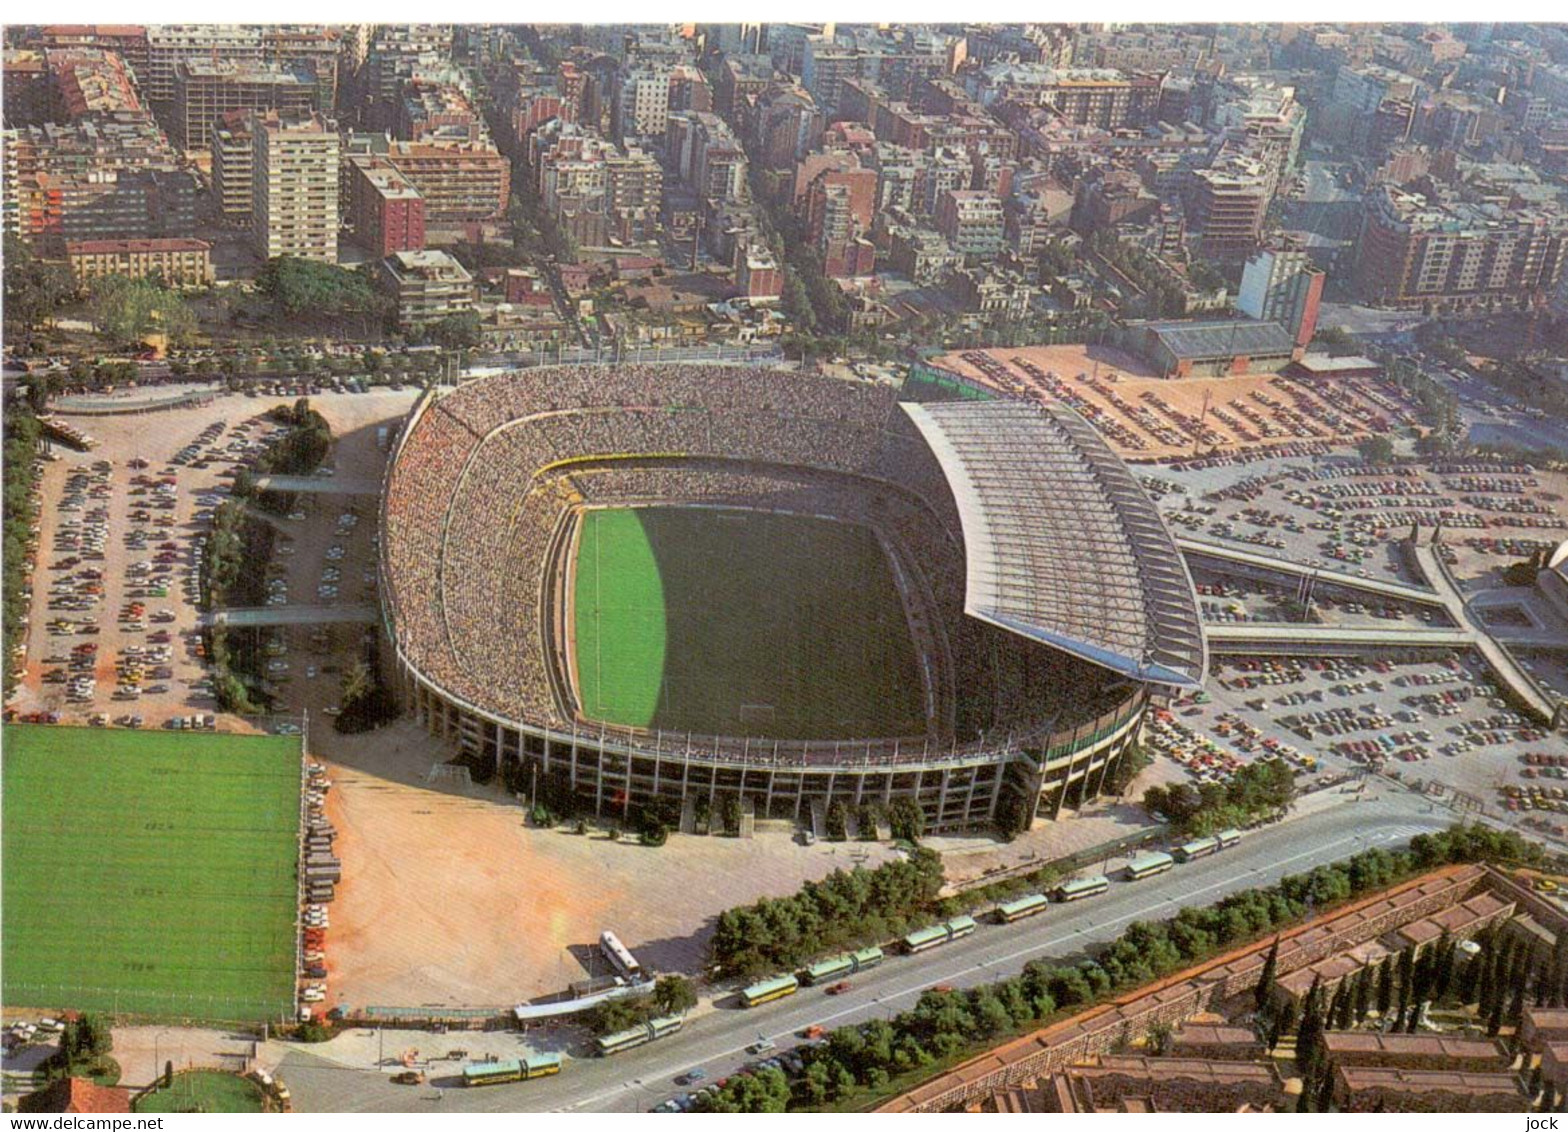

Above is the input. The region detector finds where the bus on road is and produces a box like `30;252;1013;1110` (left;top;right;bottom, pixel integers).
595;1013;684;1056
803;946;885;985
740;974;800;1008
1174;836;1220;863
1125;851;1176;881
902;915;977;954
462;1053;563;1086
994;892;1050;923
1054;876;1110;902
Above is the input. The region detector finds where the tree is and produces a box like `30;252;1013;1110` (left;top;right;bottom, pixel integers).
425;311;483;352
1377;956;1395;1017
1358;435;1396;464
3;233;74;341
1255;937;1280;1012
652;975;697;1016
888;798;925;843
88;273;196;346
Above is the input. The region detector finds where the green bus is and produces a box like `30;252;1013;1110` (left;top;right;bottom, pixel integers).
740;974;800;1008
1125;851;1176;881
803;946;886;985
462;1052;563;1086
1053;875;1109;902
995;892;1051;923
1174;836;1221;863
902;915;977;954
594;1013;685;1057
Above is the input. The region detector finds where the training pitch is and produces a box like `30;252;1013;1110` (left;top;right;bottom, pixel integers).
2;725;301;1023
572;507;925;740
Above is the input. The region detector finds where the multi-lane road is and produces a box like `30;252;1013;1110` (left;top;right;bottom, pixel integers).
275;788;1455;1113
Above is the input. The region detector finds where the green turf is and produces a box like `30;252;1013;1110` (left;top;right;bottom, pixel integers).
133;1070;268;1113
2;726;301;1023
573;507;925;740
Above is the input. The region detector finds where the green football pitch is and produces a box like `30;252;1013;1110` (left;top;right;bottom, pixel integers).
572;507;925;740
2;726;301;1023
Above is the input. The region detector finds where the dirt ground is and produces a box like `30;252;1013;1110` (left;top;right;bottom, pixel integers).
309;719;904;1011
935;344;1418;462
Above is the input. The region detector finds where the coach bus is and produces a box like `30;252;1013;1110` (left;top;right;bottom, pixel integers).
994;892;1051;923
1124;851;1176;881
740;974;800;1008
1053;875;1110;903
1173;829;1242;863
902;915;978;954
595;1013;685;1056
1174;836;1220;863
600;930;641;982
462;1053;563;1087
803;946;885;985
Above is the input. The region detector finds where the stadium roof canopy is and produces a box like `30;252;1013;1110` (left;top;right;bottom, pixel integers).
903;399;1206;687
1142;319;1295;360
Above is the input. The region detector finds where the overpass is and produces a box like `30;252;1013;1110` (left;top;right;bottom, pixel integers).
1205;623;1474;654
202;604;379;627
1408;537;1559;724
251;473;381;495
1176;537;1447;607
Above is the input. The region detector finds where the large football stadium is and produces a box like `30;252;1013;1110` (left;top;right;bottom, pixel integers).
379;364;1205;832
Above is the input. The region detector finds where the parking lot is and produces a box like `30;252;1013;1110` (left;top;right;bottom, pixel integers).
7;386;416;733
1140;456;1568;851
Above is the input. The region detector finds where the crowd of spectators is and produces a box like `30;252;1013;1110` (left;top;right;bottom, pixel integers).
382;364;1138;765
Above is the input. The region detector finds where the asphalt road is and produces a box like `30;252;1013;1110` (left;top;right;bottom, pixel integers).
276;788;1454;1113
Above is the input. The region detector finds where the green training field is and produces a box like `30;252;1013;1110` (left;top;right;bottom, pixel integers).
2;726;301;1023
572;507;925;740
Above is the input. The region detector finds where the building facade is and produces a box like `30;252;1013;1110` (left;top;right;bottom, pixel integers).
251;111;338;263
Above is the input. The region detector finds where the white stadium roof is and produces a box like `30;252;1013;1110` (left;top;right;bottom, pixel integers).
903;399;1206;687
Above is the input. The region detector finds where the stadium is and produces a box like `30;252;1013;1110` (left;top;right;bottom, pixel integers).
379;364;1205;833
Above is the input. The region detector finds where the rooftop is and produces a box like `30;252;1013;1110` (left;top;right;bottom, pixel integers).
901;399;1206;686
1142;319;1297;360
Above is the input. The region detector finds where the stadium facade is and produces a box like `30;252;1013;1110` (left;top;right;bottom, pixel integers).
379;364;1204;833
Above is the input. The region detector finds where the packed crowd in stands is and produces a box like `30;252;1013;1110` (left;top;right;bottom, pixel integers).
382;365;1134;763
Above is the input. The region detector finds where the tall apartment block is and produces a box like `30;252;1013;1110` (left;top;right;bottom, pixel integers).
1184;155;1270;262
345;155;426;256
251;111;338;263
1237;247;1325;349
143;25;338;109
173;60;318;151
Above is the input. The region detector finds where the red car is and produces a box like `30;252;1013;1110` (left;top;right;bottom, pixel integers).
825;981;851;996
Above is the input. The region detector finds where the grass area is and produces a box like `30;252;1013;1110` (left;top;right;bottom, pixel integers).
573;507;924;740
133;1070;268;1114
2;725;301;1023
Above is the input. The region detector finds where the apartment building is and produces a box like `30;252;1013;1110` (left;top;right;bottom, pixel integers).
1354;182;1568;312
173;60;318;151
936;188;1005;259
381;140;509;224
1184;154;1271;262
1237;247;1325;348
45;48;145;121
209;109;255;223
66;237;213;288
378;248;474;330
5;118;197;242
143;25;338;109
345;156;426;257
969;63;1159;130
251;111;339;263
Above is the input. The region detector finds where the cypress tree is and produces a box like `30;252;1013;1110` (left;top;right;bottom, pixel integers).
1315;1065;1336;1112
1353;965;1373;1023
1377;957;1395;1017
1433;933;1457;1003
1255;937;1280;1013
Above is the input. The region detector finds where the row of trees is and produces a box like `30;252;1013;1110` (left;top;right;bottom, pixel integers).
3;408;42;697
200;499;277;713
708;848;945;979
732;824;1543;1112
1141;757;1296;836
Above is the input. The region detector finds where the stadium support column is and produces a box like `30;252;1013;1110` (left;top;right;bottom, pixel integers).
494;721;503;779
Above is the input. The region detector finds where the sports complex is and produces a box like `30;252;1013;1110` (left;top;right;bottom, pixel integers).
380;364;1206;832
